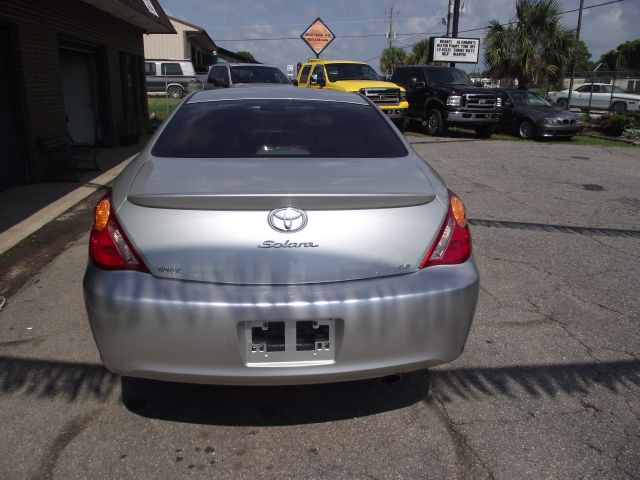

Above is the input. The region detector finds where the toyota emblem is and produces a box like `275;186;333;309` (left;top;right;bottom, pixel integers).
268;207;308;233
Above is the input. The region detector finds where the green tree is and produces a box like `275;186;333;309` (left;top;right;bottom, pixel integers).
236;51;258;63
406;39;429;65
599;39;640;70
484;0;575;89
380;47;407;77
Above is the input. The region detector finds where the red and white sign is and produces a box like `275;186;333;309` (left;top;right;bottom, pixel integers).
301;18;335;56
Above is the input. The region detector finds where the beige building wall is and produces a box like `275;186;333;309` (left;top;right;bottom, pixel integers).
143;18;189;59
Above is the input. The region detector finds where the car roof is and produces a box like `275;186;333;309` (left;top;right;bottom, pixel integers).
187;85;370;104
305;59;367;65
228;63;281;68
398;65;456;69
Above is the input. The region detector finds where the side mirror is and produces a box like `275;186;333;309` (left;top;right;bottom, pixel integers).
410;78;425;90
311;74;326;87
208;76;229;88
292;79;298;86
475;81;483;87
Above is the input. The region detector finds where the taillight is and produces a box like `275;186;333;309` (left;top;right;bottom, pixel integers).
420;191;472;268
89;192;149;272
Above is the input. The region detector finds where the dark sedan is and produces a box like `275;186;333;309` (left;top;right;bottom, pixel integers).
498;90;583;139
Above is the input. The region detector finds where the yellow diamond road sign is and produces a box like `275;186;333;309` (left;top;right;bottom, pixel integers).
301;17;335;56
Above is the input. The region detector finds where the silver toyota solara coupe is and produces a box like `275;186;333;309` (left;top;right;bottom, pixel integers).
83;86;479;385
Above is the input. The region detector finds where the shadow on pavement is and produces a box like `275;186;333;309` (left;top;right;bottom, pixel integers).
0;355;637;425
0;140;143;234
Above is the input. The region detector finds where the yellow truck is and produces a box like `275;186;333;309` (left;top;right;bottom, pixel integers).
294;58;409;131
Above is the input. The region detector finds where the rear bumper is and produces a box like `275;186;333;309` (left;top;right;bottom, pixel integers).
83;259;479;385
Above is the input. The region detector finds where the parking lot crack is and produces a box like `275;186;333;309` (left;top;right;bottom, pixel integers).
587;235;640;260
428;377;495;479
31;407;104;480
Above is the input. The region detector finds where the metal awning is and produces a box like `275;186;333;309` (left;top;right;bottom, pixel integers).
80;0;175;34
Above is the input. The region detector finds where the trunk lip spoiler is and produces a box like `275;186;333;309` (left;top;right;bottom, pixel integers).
127;192;436;210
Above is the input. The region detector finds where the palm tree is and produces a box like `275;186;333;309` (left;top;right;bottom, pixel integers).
406;39;430;65
380;47;407;77
484;0;575;89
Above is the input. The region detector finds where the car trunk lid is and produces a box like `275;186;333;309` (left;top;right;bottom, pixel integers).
118;156;445;285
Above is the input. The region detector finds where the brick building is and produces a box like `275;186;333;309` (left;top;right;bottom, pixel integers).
0;0;174;191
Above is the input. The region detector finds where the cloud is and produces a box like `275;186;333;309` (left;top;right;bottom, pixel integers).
160;0;639;74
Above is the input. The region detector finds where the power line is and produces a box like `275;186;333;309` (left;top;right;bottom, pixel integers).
448;0;624;34
215;0;624;43
210;15;441;30
215;32;427;42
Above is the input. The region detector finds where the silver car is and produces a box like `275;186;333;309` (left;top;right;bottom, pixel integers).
83;86;479;386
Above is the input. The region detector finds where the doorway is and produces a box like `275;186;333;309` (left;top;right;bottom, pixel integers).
59;49;97;144
0;24;26;191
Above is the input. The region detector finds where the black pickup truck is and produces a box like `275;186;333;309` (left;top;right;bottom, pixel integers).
391;65;502;137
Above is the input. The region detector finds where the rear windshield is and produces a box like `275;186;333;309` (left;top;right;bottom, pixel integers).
427;68;473;86
326;63;380;82
230;66;290;84
152;99;408;158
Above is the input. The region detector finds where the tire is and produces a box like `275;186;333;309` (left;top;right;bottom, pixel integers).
557;98;568;109
611;101;627;113
518;119;535;139
167;85;183;99
393;116;407;133
475;125;495;138
425;109;445;136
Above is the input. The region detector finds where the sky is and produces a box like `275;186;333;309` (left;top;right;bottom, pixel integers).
158;0;640;75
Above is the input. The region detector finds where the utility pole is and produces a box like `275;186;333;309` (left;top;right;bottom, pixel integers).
386;6;397;50
566;0;584;110
450;0;461;67
446;0;453;37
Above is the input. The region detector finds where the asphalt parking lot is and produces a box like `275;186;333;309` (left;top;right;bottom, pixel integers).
0;133;638;479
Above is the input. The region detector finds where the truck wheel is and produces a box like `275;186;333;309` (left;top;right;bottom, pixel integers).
475;125;495;138
425;109;445;136
518;119;535;139
167;85;183;99
557;98;568;109
611;101;627;113
393;117;407;133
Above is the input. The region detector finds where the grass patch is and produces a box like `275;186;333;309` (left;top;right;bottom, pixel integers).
447;127;635;147
492;131;635;147
148;97;180;120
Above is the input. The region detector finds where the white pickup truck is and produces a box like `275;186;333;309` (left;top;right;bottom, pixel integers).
547;83;640;113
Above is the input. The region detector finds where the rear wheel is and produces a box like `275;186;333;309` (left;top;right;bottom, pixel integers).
167;85;183;99
518;119;535;139
557;98;568;109
611;101;627;113
425;109;445;136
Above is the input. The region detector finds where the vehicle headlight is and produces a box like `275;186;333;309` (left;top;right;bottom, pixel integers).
399;91;406;101
544;118;562;125
496;97;503;107
446;95;462;107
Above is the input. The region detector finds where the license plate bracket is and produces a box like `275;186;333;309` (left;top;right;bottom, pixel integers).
243;319;335;366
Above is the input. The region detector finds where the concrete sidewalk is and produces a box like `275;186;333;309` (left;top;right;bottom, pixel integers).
0;141;143;255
